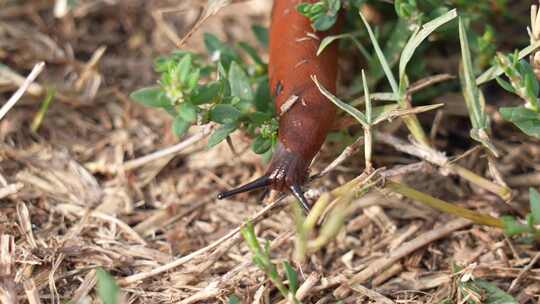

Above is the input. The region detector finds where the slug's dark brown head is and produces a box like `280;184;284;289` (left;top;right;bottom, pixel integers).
216;143;311;212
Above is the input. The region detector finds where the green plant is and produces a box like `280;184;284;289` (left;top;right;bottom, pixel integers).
95;268;119;304
241;222;301;303
458;17;497;155
451;264;518;304
297;0;342;31
501;188;540;241
130;29;278;156
495;52;540;139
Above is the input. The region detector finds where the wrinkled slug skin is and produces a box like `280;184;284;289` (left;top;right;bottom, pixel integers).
266;0;341;190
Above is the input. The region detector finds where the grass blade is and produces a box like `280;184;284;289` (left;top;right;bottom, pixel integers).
359;11;398;94
399;9;457;79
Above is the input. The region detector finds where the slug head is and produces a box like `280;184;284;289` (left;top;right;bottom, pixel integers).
217;143;311;212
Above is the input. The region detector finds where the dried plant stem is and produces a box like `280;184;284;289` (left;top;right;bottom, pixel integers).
350;284;396;304
23;279;41;304
119;196;285;286
0;183;23;199
507;172;540;187
334;218;471;298
378;132;511;201
385;180;503;228
0;235;17;304
122;123;216;171
508;252;540;292
0;61;45;121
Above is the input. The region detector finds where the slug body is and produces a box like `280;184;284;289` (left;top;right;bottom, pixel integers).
218;0;341;211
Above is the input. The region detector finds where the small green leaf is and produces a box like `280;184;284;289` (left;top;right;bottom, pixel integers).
96;268;119;304
178;102;197;123
251;136;272;154
229;61;254;102
130;86;171;108
172;116;191;137
207;123;236;148
501;216;530;236
252;25;269;48
204;33;239;70
499;106;540;138
238;42;264;66
177;55;192;85
283;261;298;293
530;188;540;225
254;77;272;112
474;279;518;304
248;111;272;125
209;104;242;124
312;76;369;127
313;15;337;31
186;68;200;91
317;33;349;56
399;9;457;80
360;11;399;94
495;77;515;93
191;81;223;105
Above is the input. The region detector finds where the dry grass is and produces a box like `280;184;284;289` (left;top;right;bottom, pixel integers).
1;1;540;303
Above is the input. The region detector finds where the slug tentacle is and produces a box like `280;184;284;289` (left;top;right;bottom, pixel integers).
217;143;310;208
216;175;270;200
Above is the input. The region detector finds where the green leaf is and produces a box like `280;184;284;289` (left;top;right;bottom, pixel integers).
228;295;241;304
251;136;272;154
474;279;518;304
317;33;350;56
178;102;197;123
207;123;236;148
248;111;272;125
477;40;540;85
313;15;337;31
362;70;372;124
360;11;398;94
130;86;171;108
530;188;540;225
172;116;191;137
204;33;239;70
312;76;369;127
186;68;200;91
501;216;530;236
238;42;264;66
399;9;457;80
209;104;242;124
254;77;272;112
252;25;269;48
495;77;515;93
96;268;119;304
499;106;540;138
459;16;487;130
177;55;192;86
191;81;223;105
283;261;298;294
229;61;254;102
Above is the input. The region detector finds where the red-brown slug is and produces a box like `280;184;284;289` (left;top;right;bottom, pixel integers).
217;0;341;211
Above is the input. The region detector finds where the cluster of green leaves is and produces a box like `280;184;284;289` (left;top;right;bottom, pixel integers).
130;29;278;156
495;52;540;138
502;188;540;241
297;0;342;31
241;222;301;303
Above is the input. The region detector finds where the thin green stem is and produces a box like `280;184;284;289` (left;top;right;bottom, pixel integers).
386;180;503;228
